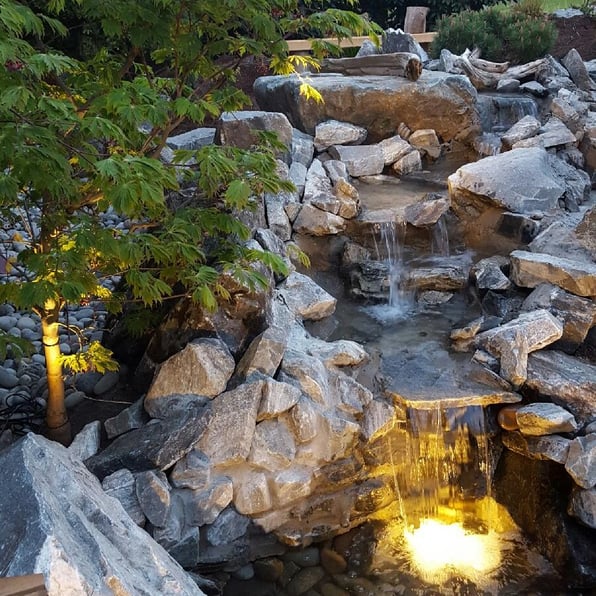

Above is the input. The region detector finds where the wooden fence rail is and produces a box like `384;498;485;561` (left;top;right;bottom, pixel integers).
286;33;436;53
0;575;48;596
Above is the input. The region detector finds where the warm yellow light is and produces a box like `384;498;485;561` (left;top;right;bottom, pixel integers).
404;518;502;583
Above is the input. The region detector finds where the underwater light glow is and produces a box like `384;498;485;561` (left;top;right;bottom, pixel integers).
404;518;502;583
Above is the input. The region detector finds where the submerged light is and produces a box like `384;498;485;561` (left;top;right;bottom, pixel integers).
404;518;502;583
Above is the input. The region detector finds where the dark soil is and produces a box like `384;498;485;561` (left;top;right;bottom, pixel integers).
550;13;596;60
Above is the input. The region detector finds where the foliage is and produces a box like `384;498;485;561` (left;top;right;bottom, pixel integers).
0;330;34;361
0;0;377;430
60;341;119;374
430;4;557;62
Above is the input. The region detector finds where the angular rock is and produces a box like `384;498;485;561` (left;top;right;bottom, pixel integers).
562;49;594;92
406;265;467;292
333;178;360;219
180;477;234;526
258;378;302;420
328;144;385;177
526;351;596;425
501;431;571;464
404;193;450;227
382;28;429;61
449;148;565;216
510;250;596;297
196;380;263;466
216;111;293;161
409;129;441;159
281;350;330;406
292;129;315;168
516;402;578;436
471;256;512;291
475;309;563;386
254;72;480;144
68;420;101;461
169;448;211;490
167;127;215;150
323;159;349;184
501;115;542;147
249;418;296;471
361;400;395;442
104;397;149;440
271;466;314;507
565;434;596;489
512;117;577;150
304;159;334;203
0;435;204;595
86;402;212;480
136;470;171;528
378;135;413;165
521;283;596;351
233;470;272;515
568;487;596;529
102;468;146;526
307;338;369;368
145;339;235;418
293;203;347;236
206;507;250;547
314;120;367;151
277;272;337;321
392;149;422;176
235;326;287;379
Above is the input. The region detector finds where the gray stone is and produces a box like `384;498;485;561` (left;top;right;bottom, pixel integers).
404;193;450;227
104;398;149;439
304;159;334;203
236;326;287;379
293;204;347;236
406;265;467;292
86;402;212;479
168;527;200;569
258;378;302;420
381;28;429;62
378;135;413;165
68;420;101;460
568;486;596;529
516;402;578;436
0;367;18;389
323;160;349;184
562;49;594;92
329;144;385;177
501;115;542;147
93;370;120;396
196;380;263;466
288;163;308;199
102;469;146;526
519;81;548;98
521;283;596;351
449;148;565;216
145;338;235;418
180;477;234;525
526;351;596;426
512;117;577;150
0;315;17;331
286;566;326;596
314;120;367;151
291;129;315;168
281;350;330;406
270;466;314;507
392;149;422;176
249;418;296;471
307;338;369;368
496;78;521;93
136;470;171;528
475;309;563;386
409;129;441;159
166;127;215;150
361;399;395;442
565;434;596;489
510;250;596;297
266;192;296;240
206;507;250;546
0;434;204;595
471;256;512;291
216;111;293;162
170;448;211;490
278;272;337;321
356;39;379;57
501;431;571;464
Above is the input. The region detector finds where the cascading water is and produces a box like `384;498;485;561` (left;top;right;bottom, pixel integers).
430;214;450;257
477;93;540;133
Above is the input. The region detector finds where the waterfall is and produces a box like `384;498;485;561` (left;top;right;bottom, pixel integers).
477;93;539;134
430;215;450;257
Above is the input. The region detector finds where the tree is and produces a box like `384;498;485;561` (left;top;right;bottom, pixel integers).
0;0;376;442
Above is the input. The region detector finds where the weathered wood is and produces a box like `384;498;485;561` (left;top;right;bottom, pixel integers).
404;6;429;34
470;56;510;73
286;33;437;53
320;52;423;81
0;575;48;596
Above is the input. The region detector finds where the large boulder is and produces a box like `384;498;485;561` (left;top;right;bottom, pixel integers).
253;72;480;144
0;434;204;595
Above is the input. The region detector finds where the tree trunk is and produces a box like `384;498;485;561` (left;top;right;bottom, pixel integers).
41;299;70;444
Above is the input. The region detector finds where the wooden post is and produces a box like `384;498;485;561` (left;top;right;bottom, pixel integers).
404;7;430;34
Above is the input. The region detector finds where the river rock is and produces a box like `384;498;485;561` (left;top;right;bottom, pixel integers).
526;351;596;425
521;283;596;351
510;250;596;297
568;486;596;529
475;309;563;387
501;431;571;464
277;272;337;321
144;338;235;418
0;434;205;595
328;144;385;177
314;120;367;151
253;72;480;144
516;402;578;436
449;147;565;216
565;434;596;489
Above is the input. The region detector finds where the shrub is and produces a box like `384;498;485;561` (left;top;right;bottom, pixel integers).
430;4;557;63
